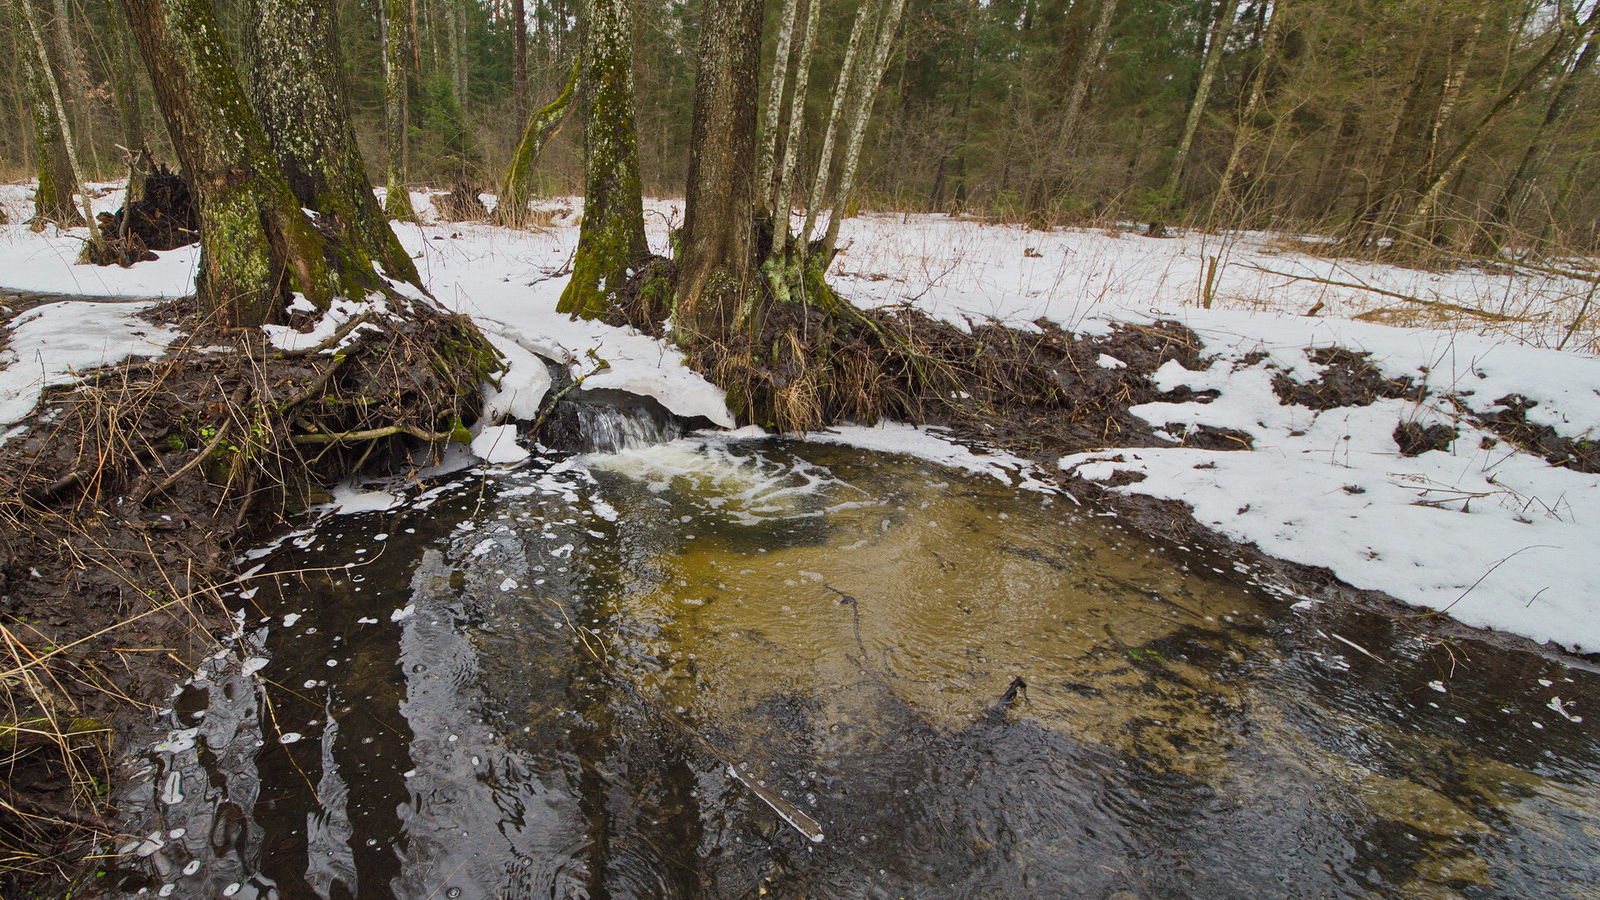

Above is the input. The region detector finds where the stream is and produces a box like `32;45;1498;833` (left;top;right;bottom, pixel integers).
103;427;1600;898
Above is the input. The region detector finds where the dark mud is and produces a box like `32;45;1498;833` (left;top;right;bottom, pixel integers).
1271;346;1424;410
1474;393;1600;474
0;297;500;895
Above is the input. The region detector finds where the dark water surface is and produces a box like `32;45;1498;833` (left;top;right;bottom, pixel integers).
107;436;1600;898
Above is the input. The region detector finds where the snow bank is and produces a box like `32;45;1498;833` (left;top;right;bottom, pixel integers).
1060;307;1600;652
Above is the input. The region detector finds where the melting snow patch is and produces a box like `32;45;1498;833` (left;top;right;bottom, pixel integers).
328;481;402;514
471;423;530;464
0;300;180;438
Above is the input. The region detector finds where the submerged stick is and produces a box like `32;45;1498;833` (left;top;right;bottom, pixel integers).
726;765;825;843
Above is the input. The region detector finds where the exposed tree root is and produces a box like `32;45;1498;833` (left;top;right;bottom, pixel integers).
611;257;1209;453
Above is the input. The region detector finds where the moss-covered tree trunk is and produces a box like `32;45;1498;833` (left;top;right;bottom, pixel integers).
7;0;83;227
494;57;579;228
245;0;422;288
671;0;762;342
556;0;647;318
120;0;368;325
382;0;418;221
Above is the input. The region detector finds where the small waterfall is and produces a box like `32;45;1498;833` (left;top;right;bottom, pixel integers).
570;396;684;454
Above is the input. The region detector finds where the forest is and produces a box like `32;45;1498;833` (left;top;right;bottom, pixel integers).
5;0;1600;255
3;0;1600;896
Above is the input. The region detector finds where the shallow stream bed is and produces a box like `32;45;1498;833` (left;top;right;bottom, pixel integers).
107;435;1600;898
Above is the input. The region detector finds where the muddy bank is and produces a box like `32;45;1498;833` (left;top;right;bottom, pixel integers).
0;297;499;895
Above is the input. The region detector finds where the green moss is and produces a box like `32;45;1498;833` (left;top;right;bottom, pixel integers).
557;0;647;320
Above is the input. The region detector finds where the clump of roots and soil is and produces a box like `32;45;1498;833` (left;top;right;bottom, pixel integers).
1473;394;1600;473
82;161;200;267
609;259;1211;457
0;296;501;894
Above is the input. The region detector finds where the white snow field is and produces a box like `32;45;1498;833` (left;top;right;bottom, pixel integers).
3;182;1597;651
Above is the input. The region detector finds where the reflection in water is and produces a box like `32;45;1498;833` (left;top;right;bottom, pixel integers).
107;436;1600;898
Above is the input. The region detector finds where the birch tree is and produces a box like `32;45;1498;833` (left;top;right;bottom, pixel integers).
6;0;83;227
1160;0;1237;211
1401;4;1599;246
1211;0;1287;222
819;0;907;257
1478;2;1600;252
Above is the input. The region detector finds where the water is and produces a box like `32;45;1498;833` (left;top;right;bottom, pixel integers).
104;434;1600;898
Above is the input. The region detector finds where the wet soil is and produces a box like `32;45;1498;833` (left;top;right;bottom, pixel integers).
1474;393;1600;474
0;297;498;895
1271;346;1424;410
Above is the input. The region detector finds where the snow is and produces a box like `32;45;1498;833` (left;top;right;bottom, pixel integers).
470;423;530;464
1059;308;1600;651
808;422;1060;494
0;299;179;440
5;181;1600;651
261;294;387;353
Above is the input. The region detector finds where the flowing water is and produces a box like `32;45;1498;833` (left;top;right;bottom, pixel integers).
105;431;1600;898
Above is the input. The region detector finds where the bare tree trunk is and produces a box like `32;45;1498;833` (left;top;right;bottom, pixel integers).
1404;0;1489;243
1211;0;1286;223
6;0;82;227
1054;0;1118;148
819;0;907;257
1479;12;1600;253
113;3;147;195
1160;0;1235;210
557;0;648;317
14;0;97;250
673;0;763;342
450;0;468;111
246;0;421;288
1404;9;1597;244
1343;30;1436;249
1022;0;1121;222
494;56;579;227
773;0;820;215
50;0;94;176
383;0;419;220
120;0;365;325
512;0;528;121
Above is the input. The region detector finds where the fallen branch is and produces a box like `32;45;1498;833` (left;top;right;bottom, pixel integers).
1240;264;1524;322
291;423;454;444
